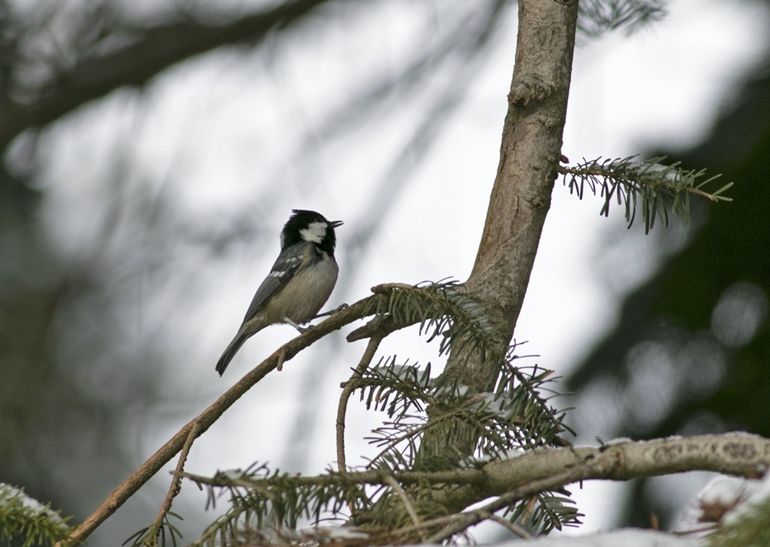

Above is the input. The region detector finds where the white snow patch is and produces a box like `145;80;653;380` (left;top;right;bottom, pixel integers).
0;483;66;526
402;529;702;547
604;437;634;446
219;468;247;481
719;473;770;527
494;529;701;547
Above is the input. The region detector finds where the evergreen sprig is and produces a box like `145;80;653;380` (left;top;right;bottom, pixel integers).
361;280;504;360
505;490;582;534
0;483;72;547
122;512;184;547
183;461;583;541
351;284;574;535
186;465;373;546
358;360;570;472
559;156;733;233
358;357;435;418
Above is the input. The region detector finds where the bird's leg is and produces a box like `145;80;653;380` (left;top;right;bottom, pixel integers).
284;317;316;334
286;303;349;334
313;303;349;319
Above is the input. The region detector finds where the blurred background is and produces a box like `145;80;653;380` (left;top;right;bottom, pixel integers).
1;0;769;544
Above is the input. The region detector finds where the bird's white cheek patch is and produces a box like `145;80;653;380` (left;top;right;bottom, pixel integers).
300;221;327;244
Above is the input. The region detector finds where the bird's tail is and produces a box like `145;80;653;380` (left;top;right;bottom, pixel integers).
216;333;249;376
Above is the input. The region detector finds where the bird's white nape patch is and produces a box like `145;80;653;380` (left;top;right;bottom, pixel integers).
300;221;327;244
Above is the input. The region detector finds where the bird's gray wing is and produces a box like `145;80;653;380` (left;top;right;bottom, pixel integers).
242;247;304;323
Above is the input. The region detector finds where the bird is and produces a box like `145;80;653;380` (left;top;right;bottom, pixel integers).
216;209;343;376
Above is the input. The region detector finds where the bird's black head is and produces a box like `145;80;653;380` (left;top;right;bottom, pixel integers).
281;209;343;256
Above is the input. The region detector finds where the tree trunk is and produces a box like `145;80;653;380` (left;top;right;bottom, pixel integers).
421;0;579;458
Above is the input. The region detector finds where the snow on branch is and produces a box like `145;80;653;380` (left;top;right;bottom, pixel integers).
0;483;71;546
180;433;770;543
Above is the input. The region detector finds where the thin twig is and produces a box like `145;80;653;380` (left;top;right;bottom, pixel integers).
336;334;384;472
383;475;424;540
425;468;581;543
364;409;468;470
520;495;537;524
557;164;724;202
671;525;720;536
55;296;379;547
143;422;201;546
364;508;466;542
483;512;532;539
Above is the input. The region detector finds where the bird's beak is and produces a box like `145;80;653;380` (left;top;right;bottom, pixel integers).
330;220;344;229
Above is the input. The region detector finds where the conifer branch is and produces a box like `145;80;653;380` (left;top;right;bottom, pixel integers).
0;484;72;547
382;475;424;540
181;433;770;544
363;408;469;470
559;156;733;233
59;280;501;545
424;467;581;542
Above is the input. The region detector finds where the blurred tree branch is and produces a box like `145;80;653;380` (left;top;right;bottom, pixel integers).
0;0;340;150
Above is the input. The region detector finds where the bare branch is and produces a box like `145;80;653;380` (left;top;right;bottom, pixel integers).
54;297;376;547
484;512;532;539
184;433;770;508
336;334;384;472
429;432;770;541
142;422;200;546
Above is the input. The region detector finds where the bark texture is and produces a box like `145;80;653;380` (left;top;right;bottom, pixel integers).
468;0;578;335
423;0;579;457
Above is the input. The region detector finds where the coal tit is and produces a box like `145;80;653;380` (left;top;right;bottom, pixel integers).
216;210;343;376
